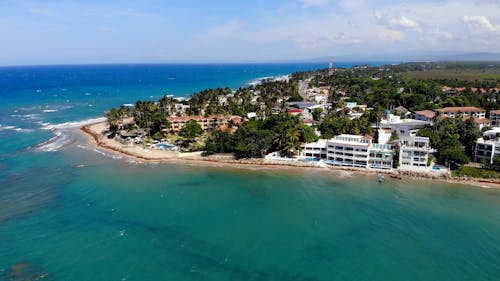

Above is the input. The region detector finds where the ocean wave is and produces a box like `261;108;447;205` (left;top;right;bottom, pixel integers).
76;144;123;160
41;117;106;130
15;128;34;133
0;125;17;131
21;114;40;120
33;130;72;152
0;125;33;133
247;75;290;86
42;105;73;112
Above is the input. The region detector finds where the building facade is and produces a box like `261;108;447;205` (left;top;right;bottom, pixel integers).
474;128;500;164
490;110;500;126
413;110;436;122
436;107;486;119
321;134;394;170
301;139;328;159
167;115;242;133
398;136;431;169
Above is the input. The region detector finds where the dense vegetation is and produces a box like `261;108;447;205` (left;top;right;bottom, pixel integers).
417;117;480;168
204;114;318;158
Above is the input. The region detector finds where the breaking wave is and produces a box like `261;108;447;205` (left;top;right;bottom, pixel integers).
41;117;106;130
247;75;290;86
33;117;106;152
33;130;73;152
77;144;124;160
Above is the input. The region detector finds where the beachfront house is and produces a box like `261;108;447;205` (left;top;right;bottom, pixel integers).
398;136;431;170
301;139;328;159
474;127;500;164
301;134;394;170
369;144;395;170
325;135;372;168
325;134;394;170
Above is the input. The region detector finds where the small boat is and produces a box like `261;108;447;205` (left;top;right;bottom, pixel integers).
378;175;385;183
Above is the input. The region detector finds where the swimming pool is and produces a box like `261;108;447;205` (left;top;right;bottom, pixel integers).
302;157;320;162
155;143;174;150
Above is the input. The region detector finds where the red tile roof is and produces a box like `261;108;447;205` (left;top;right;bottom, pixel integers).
437;107;485;113
414;110;436;119
462;117;491;124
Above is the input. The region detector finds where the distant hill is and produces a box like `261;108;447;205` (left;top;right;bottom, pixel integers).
306;52;500;63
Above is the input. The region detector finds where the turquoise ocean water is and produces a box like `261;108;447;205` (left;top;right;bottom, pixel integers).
0;63;499;280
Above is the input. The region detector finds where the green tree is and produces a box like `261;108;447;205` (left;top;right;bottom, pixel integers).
233;121;273;159
179;121;203;140
390;131;399;141
312;108;323;121
204;130;235;155
106;108;120;135
298;125;319;143
458;117;480;157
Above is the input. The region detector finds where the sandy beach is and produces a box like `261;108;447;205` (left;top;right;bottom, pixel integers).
81;121;500;189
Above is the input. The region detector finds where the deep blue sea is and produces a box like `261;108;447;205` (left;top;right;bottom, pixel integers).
1;63;499;281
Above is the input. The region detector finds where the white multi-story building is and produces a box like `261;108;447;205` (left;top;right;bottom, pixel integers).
490;110;500;126
324;134;394;170
474;127;500;164
325;135;371;168
301;139;328;159
398;136;431;170
369;143;395;170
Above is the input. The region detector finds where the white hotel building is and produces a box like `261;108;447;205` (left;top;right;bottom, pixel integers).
302;134;394;170
474;127;500;164
398;136;431;170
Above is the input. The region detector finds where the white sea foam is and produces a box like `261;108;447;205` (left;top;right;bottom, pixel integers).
84;92;92;96
21;114;40;120
76;144;123;160
43;109;58;113
0;124;33;133
247;75;290;86
41;117;106;130
0;125;17;131
14;128;34;133
34;130;72;152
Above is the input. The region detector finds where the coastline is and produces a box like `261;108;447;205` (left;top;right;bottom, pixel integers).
80;122;500;189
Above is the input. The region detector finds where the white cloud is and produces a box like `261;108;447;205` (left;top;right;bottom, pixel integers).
338;0;368;13
30;8;56;17
432;29;453;40
394;16;419;29
298;0;330;8
463;15;500;32
377;29;405;41
375;13;420;31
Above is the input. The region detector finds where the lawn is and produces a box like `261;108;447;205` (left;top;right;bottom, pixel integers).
452;166;500;179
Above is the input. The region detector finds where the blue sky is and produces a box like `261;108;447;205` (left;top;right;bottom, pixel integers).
1;0;500;65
